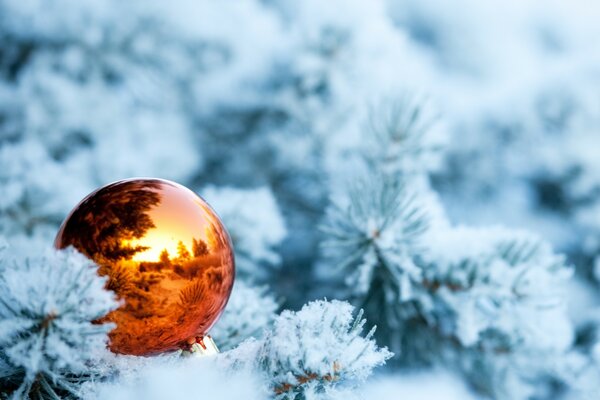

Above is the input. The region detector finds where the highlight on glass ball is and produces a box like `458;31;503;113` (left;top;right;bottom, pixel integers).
54;178;235;356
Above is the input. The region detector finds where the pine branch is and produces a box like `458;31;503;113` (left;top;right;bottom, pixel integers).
0;245;118;399
364;95;441;175
321;174;428;300
226;299;392;400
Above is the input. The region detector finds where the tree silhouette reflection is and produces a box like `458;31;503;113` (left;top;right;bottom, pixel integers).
55;180;162;262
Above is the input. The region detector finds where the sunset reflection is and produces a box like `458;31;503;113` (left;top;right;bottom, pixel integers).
54;178;235;356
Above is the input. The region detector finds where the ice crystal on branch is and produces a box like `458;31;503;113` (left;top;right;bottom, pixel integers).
228;300;392;400
0;246;118;399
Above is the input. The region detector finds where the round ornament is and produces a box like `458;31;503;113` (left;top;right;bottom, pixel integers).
55;178;235;356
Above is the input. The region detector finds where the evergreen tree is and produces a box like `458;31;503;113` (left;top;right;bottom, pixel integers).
176;241;191;261
192;239;208;258
159;249;171;267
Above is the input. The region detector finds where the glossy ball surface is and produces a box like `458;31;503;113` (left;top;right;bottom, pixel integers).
55;178;235;355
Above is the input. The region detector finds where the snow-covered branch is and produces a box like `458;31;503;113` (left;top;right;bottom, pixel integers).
0;246;117;399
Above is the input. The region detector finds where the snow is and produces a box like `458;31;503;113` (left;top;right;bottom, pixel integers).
95;357;267;400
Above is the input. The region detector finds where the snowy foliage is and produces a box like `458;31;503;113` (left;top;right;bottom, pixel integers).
362;95;443;176
0;0;201;241
210;281;278;351
227;300;392;399
0;246;118;399
321;176;574;397
322;174;427;300
424;227;573;350
1;0;600;399
202;186;287;279
559;346;600;400
425;228;573;399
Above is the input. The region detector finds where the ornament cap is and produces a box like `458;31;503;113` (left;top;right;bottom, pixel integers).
182;335;219;357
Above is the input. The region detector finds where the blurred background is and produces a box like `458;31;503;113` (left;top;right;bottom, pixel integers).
1;0;600;398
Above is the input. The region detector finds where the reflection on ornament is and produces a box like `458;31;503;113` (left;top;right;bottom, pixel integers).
55;178;235;356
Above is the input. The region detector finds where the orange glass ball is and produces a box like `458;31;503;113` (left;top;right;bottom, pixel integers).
54;178;235;356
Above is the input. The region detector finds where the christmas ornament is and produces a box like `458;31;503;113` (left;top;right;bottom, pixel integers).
55;178;235;356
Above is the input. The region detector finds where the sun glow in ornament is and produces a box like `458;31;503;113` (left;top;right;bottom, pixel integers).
54;178;235;356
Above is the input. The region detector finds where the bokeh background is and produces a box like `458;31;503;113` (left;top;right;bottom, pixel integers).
2;1;600;398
